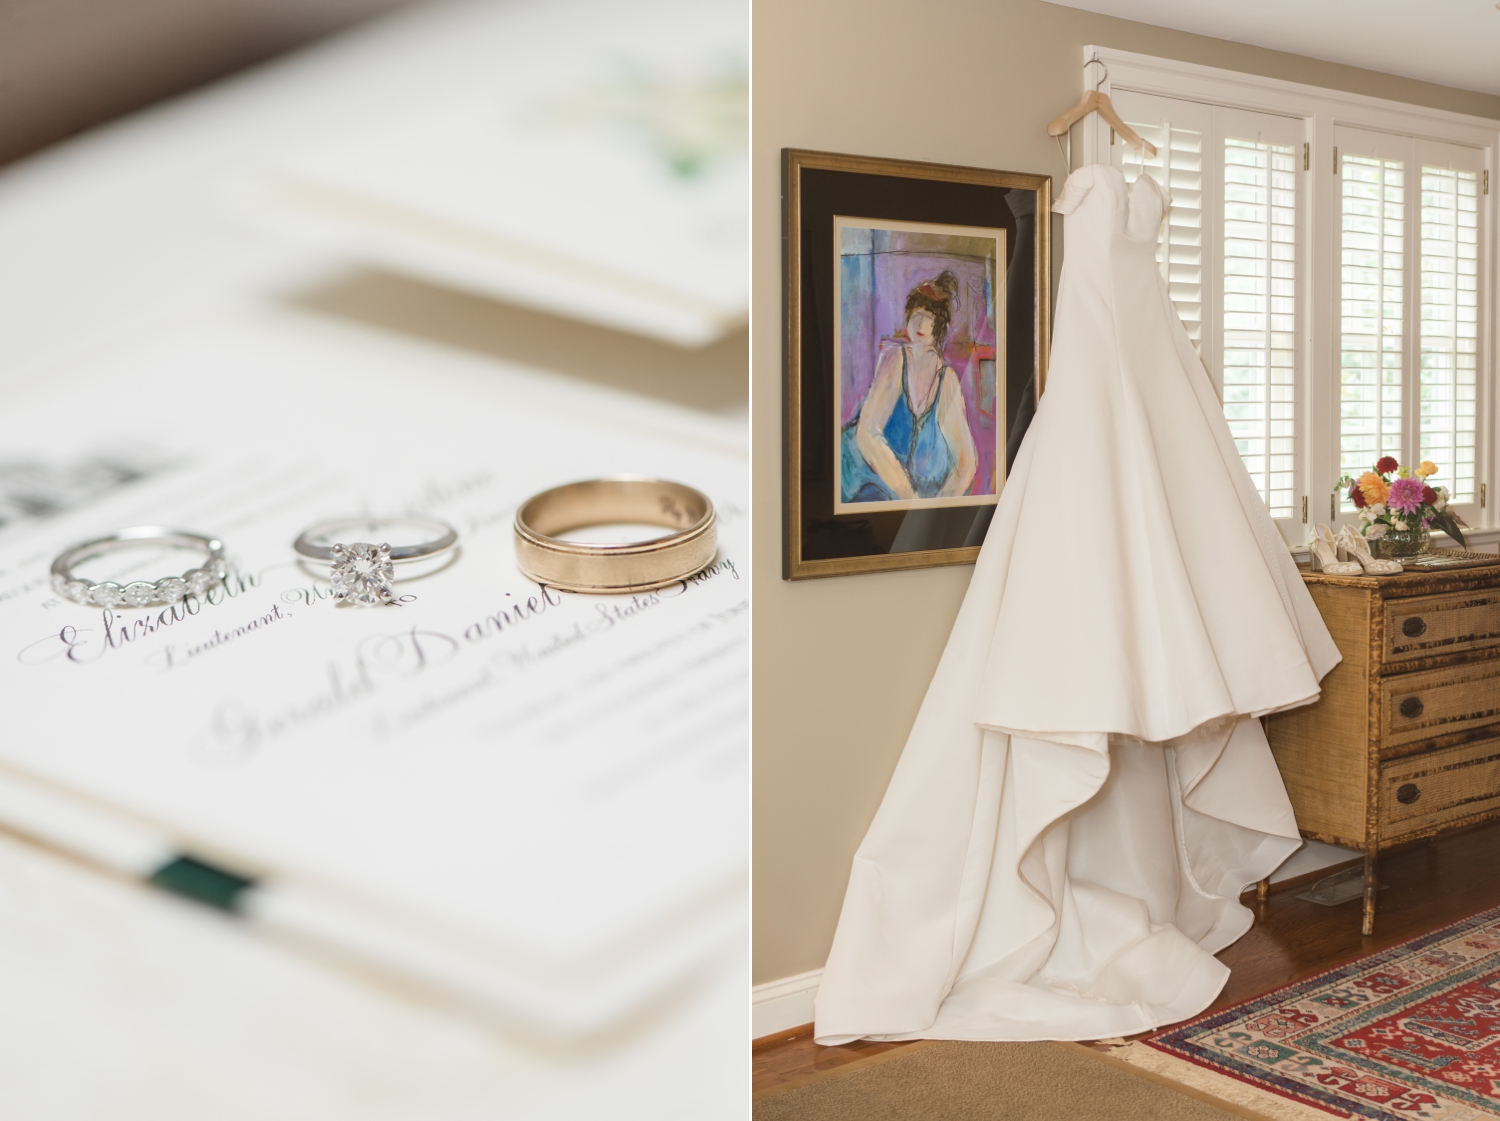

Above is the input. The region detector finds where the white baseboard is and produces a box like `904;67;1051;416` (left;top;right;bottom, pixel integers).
752;968;821;1039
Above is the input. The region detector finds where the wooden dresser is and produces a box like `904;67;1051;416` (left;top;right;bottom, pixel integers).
1265;555;1500;935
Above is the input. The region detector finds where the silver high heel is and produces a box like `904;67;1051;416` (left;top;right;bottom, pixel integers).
1309;524;1362;575
1335;525;1403;576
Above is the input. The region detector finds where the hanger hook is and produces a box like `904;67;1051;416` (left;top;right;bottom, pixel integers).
1083;57;1108;87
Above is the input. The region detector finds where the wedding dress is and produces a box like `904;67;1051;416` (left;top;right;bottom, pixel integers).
814;165;1340;1044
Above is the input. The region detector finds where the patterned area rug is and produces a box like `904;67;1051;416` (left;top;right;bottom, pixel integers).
1142;904;1500;1119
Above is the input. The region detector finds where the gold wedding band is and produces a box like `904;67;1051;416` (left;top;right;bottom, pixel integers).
513;476;717;594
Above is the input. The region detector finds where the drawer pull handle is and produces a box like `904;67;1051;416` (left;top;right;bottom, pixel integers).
1396;783;1421;805
1400;696;1425;719
1402;616;1427;638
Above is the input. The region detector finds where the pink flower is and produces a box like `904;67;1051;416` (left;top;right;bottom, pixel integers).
1388;476;1425;514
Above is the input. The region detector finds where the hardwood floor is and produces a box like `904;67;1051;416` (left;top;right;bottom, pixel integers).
752;818;1500;1093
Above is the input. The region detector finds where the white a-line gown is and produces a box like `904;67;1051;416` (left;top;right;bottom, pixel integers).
814;165;1341;1044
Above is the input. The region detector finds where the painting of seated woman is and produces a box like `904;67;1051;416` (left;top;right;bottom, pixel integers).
834;217;1005;513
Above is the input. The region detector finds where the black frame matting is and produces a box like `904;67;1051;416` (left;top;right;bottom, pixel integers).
783;149;1051;579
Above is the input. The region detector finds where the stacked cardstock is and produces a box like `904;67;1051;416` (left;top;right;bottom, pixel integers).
0;310;748;1043
233;0;748;346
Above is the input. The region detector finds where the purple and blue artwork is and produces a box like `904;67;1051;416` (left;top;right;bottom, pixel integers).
833;217;1004;513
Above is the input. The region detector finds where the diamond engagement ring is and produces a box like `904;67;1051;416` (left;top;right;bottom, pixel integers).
51;527;227;608
514;476;716;594
293;517;459;606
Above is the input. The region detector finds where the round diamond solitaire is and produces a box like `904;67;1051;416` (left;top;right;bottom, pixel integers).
293;518;457;609
330;542;395;606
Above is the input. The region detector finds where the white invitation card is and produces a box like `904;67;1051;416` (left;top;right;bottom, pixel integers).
234;0;748;346
0;311;747;1041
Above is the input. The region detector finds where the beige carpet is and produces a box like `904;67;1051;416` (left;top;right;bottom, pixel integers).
754;1040;1279;1121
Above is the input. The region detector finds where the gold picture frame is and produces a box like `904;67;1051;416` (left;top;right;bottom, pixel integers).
783;149;1051;580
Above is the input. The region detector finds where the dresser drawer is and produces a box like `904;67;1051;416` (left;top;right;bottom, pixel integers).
1380;737;1500;835
1384;590;1500;663
1381;661;1500;748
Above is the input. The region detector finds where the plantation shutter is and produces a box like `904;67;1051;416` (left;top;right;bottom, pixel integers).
1417;139;1485;506
1335;126;1486;517
1336;127;1408;507
1112;92;1306;527
1111;93;1211;356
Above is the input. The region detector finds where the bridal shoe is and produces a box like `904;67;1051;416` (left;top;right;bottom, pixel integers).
1335;525;1403;575
1308;524;1362;575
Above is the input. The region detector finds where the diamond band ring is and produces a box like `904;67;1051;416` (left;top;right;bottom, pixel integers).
514;476;716;594
51;527;227;608
293;517;459;606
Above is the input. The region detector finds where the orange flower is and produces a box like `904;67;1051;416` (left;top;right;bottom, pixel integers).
1357;471;1389;507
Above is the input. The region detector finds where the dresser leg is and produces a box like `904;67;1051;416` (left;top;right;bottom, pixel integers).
1255;878;1269;903
1362;848;1378;937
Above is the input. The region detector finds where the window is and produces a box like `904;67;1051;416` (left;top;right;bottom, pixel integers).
1420;164;1480;501
1338;151;1405;489
1119;110;1206;349
1223;137;1298;519
1079;49;1494;543
1334;129;1486;512
1114;93;1304;520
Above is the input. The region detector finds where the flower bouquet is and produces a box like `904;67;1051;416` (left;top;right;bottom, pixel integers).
1336;457;1468;558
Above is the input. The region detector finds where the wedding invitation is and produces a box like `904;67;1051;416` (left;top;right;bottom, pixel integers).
0;311;747;1041
233;0;748;346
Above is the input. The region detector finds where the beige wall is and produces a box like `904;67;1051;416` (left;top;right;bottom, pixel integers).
751;0;1500;987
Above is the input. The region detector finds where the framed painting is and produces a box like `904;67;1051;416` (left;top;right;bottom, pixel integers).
784;149;1051;579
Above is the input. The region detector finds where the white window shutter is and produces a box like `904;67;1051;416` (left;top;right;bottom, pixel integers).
1416;145;1482;503
1114;92;1306;527
1221;135;1298;519
1114;100;1207;350
1337;148;1406;496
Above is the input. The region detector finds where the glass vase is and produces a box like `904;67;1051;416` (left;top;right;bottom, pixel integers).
1378;525;1430;559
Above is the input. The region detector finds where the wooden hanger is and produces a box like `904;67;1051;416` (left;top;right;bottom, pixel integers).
1047;59;1157;158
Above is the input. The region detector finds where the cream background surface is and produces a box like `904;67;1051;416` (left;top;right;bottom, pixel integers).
751;0;1500;987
